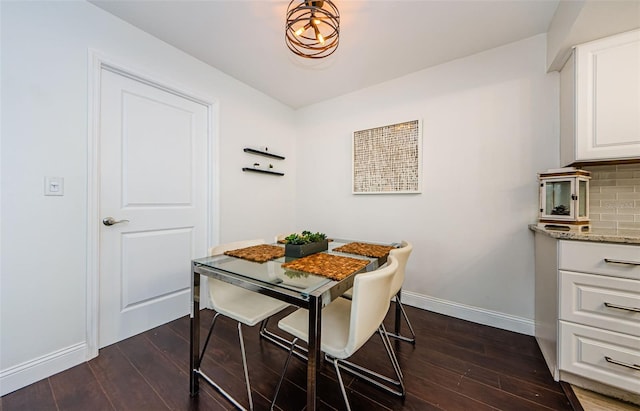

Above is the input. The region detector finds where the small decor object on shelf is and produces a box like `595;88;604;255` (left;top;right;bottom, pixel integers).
283;230;328;257
538;167;591;232
243;146;285;176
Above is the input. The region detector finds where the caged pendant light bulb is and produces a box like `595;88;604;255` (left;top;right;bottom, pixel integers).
285;0;340;59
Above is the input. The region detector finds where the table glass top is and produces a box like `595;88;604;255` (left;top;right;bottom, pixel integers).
192;239;386;297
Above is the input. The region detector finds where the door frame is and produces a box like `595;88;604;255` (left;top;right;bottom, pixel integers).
86;50;219;359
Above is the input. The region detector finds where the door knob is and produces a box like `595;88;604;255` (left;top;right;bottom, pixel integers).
102;217;130;226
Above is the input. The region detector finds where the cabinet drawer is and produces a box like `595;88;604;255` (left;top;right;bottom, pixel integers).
560;271;640;336
560;241;640;280
559;321;640;394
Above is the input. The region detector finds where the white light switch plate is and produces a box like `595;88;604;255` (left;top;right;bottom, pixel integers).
44;177;64;196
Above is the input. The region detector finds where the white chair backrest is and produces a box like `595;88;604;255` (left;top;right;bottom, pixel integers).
345;256;398;357
207;239;265;305
388;241;412;299
209;239;265;257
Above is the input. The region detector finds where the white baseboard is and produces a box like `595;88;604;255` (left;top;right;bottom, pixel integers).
0;342;88;396
401;291;535;336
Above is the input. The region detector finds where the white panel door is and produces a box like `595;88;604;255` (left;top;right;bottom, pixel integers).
99;69;208;348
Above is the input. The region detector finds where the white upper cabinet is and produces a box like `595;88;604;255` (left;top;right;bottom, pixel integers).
560;29;640;166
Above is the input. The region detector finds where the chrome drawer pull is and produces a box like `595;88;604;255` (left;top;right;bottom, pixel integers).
604;302;640;313
604;356;640;371
604;258;640;266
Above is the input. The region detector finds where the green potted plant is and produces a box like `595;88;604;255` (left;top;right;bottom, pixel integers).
284;230;328;258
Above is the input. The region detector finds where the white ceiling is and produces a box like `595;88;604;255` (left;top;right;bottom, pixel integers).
89;0;560;109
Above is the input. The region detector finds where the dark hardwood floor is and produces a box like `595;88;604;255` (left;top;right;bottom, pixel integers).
1;304;573;410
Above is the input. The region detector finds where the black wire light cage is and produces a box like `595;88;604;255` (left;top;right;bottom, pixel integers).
285;0;340;59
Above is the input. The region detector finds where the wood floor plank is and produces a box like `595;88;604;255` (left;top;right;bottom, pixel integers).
447;370;563;410
0;378;58;411
396;339;503;389
1;304;575;411
411;326;560;392
401;371;496;411
48;362;114;411
143;321;236;410
118;332;227;411
385;304;449;335
348;352;539;411
143;324;192;369
500;375;573;410
88;344;170;410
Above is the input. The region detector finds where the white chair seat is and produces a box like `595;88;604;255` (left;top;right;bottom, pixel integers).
210;279;288;326
278;297;353;359
201;238;290;410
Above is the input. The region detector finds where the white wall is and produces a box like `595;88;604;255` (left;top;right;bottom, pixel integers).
1;2;562;396
0;1;296;394
294;34;559;333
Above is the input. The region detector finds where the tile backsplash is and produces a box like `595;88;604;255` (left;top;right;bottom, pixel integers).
582;163;640;236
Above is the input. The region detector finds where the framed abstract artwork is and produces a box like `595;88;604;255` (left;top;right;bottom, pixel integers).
352;119;422;194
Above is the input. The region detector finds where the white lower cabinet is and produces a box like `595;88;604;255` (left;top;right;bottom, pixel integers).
535;234;640;404
559;271;640;394
559;321;640;394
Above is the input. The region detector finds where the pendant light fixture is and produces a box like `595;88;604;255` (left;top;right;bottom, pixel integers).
285;0;340;59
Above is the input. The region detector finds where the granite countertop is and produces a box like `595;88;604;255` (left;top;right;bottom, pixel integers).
529;224;640;245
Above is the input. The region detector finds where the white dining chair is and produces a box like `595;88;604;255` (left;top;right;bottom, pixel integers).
270;256;403;411
385;241;415;343
326;242;413;400
342;241;415;344
200;239;290;411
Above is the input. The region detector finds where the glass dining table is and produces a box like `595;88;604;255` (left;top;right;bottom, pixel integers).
189;239;389;410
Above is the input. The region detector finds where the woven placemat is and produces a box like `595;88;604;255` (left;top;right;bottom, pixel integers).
333;242;395;258
281;253;369;281
224;244;285;263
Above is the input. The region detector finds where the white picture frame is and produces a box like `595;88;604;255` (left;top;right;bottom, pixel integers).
352;119;422;194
